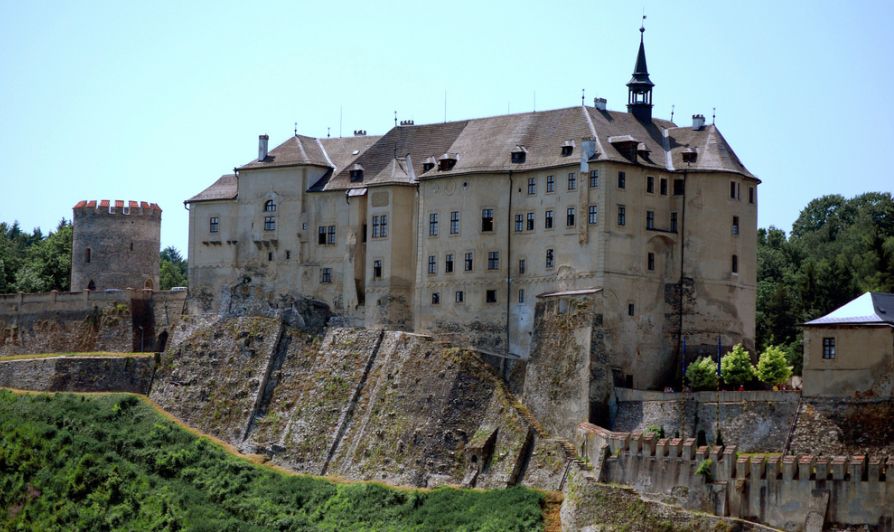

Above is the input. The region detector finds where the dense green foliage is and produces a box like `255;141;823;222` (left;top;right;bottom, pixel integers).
0;220;187;293
159;246;187;289
0;391;543;531
685;356;718;390
755;345;793;387
720;344;755;386
757;192;894;373
0;220;72;293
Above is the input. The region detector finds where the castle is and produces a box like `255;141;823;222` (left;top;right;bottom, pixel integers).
185;27;758;391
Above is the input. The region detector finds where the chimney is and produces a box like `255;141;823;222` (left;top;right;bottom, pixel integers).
258;134;269;161
593;98;607;111
691;114;705;130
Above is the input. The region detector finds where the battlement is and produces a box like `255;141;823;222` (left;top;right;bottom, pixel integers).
577;422;894;528
73;200;162;216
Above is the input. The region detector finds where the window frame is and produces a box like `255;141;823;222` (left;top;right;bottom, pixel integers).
822;337;836;359
618;171;626;189
427;255;437;275
209;216;220;233
617;205;626;226
545;209;554;229
487;251;499;270
567;172;577;191
481;208;495;232
566;207;575;227
450;211;460;235
264;216;276;231
320;267;332;284
527;177;537;195
429;212;439;237
546;175;555;193
589;169;599;188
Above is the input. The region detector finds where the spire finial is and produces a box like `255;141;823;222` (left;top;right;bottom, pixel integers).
294;121;298;136
327;127;330;138
394;110;397;127
670;104;675;122
581;88;585;106
712;107;716;124
640;12;646;39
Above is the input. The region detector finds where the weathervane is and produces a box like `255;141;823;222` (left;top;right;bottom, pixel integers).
294;121;298;136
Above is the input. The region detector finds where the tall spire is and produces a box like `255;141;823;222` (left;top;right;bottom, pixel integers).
627;18;654;122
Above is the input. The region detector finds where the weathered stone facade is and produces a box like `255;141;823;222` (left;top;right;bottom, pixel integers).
71;199;162;291
0;355;154;393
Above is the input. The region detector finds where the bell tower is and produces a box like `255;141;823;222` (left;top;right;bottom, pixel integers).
627;23;654;122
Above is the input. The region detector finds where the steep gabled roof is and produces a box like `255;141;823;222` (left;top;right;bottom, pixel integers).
239;135;332;170
666;124;757;180
185;174;237;204
804;292;894;326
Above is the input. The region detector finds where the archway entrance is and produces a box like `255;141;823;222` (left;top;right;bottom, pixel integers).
87;280;95;290
144;278;153;290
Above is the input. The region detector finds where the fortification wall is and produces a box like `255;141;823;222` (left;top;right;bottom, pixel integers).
612;388;800;452
577;423;894;530
0;289;186;355
151;319;553;489
0;355;154;393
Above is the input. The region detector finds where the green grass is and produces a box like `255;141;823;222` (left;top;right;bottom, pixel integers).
0;390;544;531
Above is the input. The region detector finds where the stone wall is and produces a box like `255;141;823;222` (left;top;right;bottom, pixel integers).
150;318;558;489
0;355;154;393
576;423;894;530
0;290;186;355
611;388;800;452
789;399;894;456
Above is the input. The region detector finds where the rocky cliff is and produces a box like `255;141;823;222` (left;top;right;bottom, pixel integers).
150;316;567;489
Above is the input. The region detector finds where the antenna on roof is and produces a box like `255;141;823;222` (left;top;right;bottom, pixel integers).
670;104;675;122
712;107;716;124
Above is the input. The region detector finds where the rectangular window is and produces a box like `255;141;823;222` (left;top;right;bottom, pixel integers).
646;176;654;193
546;175;555;193
487;251;499;270
732;254;739;274
432;292;440;305
646;210;655;230
518;258;526;275
327;225;336;244
264;216;276;231
464;252;473;271
589;169;599;188
730;181;740;200
320;267;332;284
429;213;439;236
822;337;836;359
268;251;274;262
546;248;554;269
617;205;626;226
486;289;497;303
527;177;536;195
618;171;626;189
518;289;525;304
450;211;460;235
566;207;575;227
514;214;524;232
362;224;367;242
285;250;291;260
628;303;635;316
660;178;668;195
209;217;220;233
732;216;740;236
371;215;387;238
673;179;685;195
445;253;454;273
588;205;598;225
545;210;554;229
671;212;678;233
647;252;655;271
318;226;327;244
481;209;494;232
428;255;437;275
373;259;382;278
749;186;755;204
455;290;464;303
567;172;576;190
526;212;535;231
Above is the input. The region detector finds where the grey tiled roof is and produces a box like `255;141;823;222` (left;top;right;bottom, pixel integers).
239;135;334;170
185;174;237;204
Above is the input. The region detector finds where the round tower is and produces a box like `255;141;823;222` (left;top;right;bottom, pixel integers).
70;200;162;291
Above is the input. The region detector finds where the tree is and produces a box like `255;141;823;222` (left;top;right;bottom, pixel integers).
756;345;793;387
159;246;187;290
720;344;754;387
686;357;719;391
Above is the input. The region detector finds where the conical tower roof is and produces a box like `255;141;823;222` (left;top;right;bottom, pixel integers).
628;27;654;88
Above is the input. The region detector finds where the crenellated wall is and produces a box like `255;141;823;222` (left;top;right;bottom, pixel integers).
576;422;894;530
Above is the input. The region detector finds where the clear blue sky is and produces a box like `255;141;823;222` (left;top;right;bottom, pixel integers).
2;0;892;254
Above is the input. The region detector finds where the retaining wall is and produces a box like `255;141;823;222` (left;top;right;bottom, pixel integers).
0;355;155;393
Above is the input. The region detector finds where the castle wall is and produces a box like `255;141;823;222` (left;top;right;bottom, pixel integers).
577;423;894;530
71;200;161;291
0;355;154;393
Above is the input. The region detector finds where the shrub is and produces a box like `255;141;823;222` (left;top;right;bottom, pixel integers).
644;425;665;439
756;345;793;387
695;459;713;480
686;357;719;391
720;343;755;387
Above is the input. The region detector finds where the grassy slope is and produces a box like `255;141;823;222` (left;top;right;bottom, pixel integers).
0;390;544;531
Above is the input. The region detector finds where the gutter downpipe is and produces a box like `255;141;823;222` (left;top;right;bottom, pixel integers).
505;170;513;378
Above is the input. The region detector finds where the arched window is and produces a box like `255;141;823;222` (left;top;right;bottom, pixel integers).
144;278;154;290
85;248;92;263
87;280;96;290
264;200;276;212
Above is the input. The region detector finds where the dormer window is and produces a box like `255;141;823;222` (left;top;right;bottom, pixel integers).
682;148;698;164
422;156;436;173
511;146;527;164
560;140;575;157
349;164;364;182
438;153;457;171
608;135;639;161
264;200;276;212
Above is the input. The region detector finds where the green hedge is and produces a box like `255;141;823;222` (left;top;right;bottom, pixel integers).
0;391;543;531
